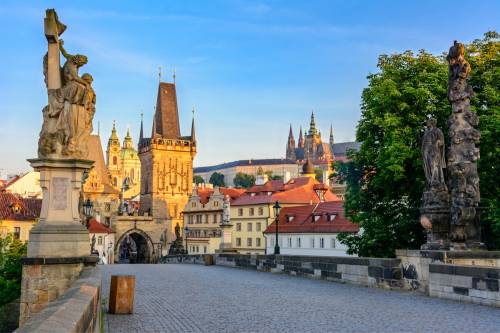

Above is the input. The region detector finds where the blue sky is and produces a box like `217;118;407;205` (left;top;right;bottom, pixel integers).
0;0;498;176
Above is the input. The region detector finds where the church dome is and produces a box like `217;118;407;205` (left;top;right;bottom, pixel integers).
302;159;314;175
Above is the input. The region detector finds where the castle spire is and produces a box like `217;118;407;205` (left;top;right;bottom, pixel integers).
139;112;144;142
329;124;334;146
288;124;294;141
286;123;296;160
190;108;196;143
309;111;318;135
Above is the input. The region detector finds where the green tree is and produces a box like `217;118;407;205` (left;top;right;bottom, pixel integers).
193;175;205;185
0;234;27;306
233;172;256;189
337;32;499;257
209;172;225;187
264;170;282;180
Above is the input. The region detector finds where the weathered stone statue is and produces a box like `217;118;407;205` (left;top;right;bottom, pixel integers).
168;223;185;255
38;9;95;159
446;41;481;247
420;118;450;249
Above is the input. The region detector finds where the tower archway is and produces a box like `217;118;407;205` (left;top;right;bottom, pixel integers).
115;229;154;263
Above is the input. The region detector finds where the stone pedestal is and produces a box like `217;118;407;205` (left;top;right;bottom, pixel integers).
219;224;233;251
19;158;95;326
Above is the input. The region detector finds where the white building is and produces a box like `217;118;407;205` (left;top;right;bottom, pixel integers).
3;171;42;198
263;201;358;257
88;219;115;264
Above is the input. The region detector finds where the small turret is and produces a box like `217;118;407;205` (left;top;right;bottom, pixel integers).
329;124;334;146
190;108;196;144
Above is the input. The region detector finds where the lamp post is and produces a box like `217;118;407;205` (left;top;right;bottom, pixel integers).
273;201;281;255
83;198;93;227
184;226;189;254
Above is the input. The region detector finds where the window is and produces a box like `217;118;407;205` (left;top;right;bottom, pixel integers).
313;215;321;222
191;202;196;208
249;208;254;216
256;238;261;247
247;223;252;232
236;238;241;246
287;215;294;223
213;214;218;224
196;246;199;253
196;215;202;224
258;207;263;215
328;214;337;222
204;246;207;253
238;208;243;216
288;237;292;248
98;236;103;245
320;238;325;248
214;201;219;207
330;238;336;248
112;156;117;165
311;238;315;248
13;227;20;240
204;214;208;224
130;168;135;181
270;238;275;246
256;222;261;231
297;237;301;248
247;238;252;247
236;223;241;231
105;217;110;226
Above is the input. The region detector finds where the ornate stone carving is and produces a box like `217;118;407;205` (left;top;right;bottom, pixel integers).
38;9;95;159
446;41;481;246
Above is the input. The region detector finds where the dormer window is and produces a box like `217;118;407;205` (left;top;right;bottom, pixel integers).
10;203;22;214
214;201;219;207
267;192;272;196
250;193;256;197
191;202;196;208
287;215;294;223
312;214;321;222
328;213;337;222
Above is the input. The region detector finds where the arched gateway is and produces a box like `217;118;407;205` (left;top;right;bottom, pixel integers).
115;229;154;263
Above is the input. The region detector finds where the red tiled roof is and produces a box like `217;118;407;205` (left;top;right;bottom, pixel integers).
264;201;358;234
197;187;245;205
87;218;114;233
232;177;339;206
0;192;41;221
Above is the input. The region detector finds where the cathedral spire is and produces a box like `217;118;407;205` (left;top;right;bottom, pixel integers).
298;126;305;148
139;112;144;143
286;124;296;160
190;108;196;143
329;124;334;146
309;111;318;135
288;124;294;141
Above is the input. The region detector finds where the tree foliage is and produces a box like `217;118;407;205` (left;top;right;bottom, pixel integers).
209;172;225;187
0;235;27;306
337;32;499;257
193;175;205;185
233;172;256;189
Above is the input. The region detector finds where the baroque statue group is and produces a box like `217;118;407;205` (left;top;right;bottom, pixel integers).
38;9;95;159
421;41;482;250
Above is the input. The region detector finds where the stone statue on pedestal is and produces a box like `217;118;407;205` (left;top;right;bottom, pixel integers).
446;41;481;247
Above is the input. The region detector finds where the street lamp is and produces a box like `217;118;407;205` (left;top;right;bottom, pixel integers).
273;201;281;255
184;226;189;254
83;198;93;226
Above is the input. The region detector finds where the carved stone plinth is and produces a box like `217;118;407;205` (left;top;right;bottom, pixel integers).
420;206;450;250
27;158;93;257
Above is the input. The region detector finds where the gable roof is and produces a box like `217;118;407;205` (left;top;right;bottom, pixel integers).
196;187;245;205
86;135;119;195
0;192;41;221
263;201;358;234
232;177;338;206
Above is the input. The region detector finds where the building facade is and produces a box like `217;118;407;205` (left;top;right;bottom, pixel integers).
138;81;196;246
0;192;41;242
263;201;358;256
194;159;300;188
2;171;42;198
230;164;339;254
106;123;142;199
88;218;115;264
183;185;244;254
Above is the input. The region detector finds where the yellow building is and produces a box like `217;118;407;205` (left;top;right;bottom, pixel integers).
106;123;142;199
0;192;41;242
183;185;244;254
230;163;339;254
139;81;197;246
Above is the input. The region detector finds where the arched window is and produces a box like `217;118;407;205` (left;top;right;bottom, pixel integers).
113;156;117;165
113;177;117;186
130;168;134;181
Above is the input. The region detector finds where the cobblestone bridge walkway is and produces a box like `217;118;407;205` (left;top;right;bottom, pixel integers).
102;264;500;333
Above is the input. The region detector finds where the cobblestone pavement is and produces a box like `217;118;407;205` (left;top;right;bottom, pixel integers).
102;264;500;333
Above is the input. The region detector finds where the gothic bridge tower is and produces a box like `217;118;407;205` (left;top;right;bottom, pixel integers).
138;80;196;244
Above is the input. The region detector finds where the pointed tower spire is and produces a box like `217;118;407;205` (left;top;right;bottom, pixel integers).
286;124;296;160
173;66;176;84
309;111;318;135
329;124;334;146
151;107;157;138
288;124;294;141
139;112;144;141
190;108;196;143
158;66;162;82
298;125;305;148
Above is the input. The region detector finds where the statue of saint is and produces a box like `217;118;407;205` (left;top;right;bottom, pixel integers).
174;223;181;240
38;10;96;160
422;118;446;189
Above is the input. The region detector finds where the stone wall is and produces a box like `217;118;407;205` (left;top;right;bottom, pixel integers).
429;263;500;307
162;253;403;289
16;267;102;333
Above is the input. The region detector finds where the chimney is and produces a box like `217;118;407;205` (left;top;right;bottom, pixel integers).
283;171;291;184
